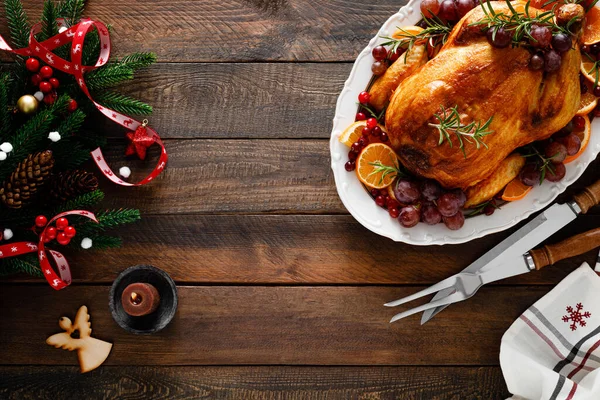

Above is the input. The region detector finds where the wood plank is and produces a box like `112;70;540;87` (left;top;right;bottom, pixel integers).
0;285;546;366
0;1;402;62
6;214;600;285
89;63;348;140
0;366;509;399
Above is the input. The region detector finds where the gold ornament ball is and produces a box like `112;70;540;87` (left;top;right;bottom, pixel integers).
17;95;39;114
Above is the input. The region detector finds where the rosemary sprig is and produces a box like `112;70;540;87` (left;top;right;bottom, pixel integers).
465;199;500;217
583;52;600;88
359;102;387;123
428;105;494;158
520;144;556;184
368;161;406;186
470;0;579;48
379;14;451;63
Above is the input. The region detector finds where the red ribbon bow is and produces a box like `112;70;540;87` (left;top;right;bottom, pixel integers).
0;18;167;186
0;210;98;290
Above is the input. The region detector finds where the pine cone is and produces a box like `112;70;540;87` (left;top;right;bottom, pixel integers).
0;150;55;209
47;170;99;204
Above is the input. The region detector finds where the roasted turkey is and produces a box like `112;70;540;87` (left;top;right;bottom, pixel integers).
383;2;581;190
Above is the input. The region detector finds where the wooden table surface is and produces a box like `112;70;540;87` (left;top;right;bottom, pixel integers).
2;1;600;399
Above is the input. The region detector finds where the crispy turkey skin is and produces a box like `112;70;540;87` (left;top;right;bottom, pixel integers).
384;3;581;189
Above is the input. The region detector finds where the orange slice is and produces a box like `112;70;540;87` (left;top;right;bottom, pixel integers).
581;57;600;86
576;92;598;116
564;114;591;163
583;6;600;46
501;178;533;202
338;121;386;147
392;26;425;46
356;143;399;189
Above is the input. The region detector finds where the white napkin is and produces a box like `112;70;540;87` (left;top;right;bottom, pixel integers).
500;261;600;400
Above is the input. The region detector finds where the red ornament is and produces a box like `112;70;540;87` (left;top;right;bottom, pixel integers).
35;215;48;228
56;232;70;246
55;217;69;230
49;78;60;89
43;92;57;105
25;58;40;72
125;120;155;160
39;81;52;93
39;66;53;79
31;73;42;86
46;226;57;240
64;226;76;238
68;99;78;112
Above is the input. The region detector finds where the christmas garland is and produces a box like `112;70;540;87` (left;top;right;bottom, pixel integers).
0;0;159;281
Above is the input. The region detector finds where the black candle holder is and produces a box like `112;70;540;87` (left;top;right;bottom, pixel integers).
109;265;177;334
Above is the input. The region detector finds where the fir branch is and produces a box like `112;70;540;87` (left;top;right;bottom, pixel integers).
429;105;494;158
54;189;104;213
80;235;122;249
0;73;11;136
0;206;42;227
85;64;134;90
4;0;30;49
82;30;100;66
0;255;42;277
93;92;153;116
51;142;92;170
57;0;85;26
40;0;59;42
119;52;157;71
57;108;86;135
75;208;140;236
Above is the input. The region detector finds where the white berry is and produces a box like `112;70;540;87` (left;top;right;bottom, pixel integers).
81;238;93;249
34;91;44;102
0;142;12;153
0;152;6;161
48;131;61;142
119;166;131;178
59;26;68;34
3;229;13;240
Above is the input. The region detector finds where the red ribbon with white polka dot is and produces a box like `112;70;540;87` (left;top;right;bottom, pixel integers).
0;18;167;186
0;210;97;290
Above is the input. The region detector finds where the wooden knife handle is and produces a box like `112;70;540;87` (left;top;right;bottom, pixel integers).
573;179;600;214
529;227;600;270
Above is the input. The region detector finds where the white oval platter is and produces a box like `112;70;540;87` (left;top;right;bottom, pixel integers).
329;0;600;245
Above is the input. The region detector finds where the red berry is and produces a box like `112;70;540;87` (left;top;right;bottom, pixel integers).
371;126;382;137
572;115;585;130
56;232;71;246
43;92;57;104
39;81;52;93
64;226;76;238
68;99;78;112
351;142;362;153
386;198;400;209
366;118;377;129
46;226;57;240
35;215;48;228
49;77;60;89
484;204;495;216
370;188;380;197
358;91;371;104
39;66;53;79
389;207;400;218
375;195;386;207
344;161;355;171
56;217;69;230
356;112;366;121
31;73;42;86
380;132;389;142
358;136;369;147
362;126;372;136
348;150;358;161
25;58;40;72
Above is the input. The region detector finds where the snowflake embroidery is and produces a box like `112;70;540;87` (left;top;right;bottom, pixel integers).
11;246;17;252
562;303;592;331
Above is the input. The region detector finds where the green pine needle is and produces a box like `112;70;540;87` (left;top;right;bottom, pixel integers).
119;52;157;71
57;0;86;26
85;64;134;90
0;255;42;277
57;108;86;135
40;0;59;42
4;0;30;49
80;235;122;249
93;91;153;115
54;189;105;213
0;73;11;136
75;208;141;236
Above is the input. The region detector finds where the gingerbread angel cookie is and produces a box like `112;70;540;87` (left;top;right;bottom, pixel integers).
46;305;112;373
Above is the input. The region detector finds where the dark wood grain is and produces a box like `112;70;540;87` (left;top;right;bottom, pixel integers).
0;1;403;62
0;285;544;366
0;366;509;400
5;214;600;285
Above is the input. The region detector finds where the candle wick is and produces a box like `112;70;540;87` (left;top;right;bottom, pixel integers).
130;292;143;305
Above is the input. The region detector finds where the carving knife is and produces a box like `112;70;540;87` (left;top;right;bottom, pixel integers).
420;179;600;325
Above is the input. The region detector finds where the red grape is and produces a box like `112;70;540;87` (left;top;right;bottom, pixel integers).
529;53;545;70
439;0;458;21
551;33;572;53
372;61;387;75
421;204;442;225
530;25;552;48
554;121;573;138
451;189;467;207
545;163;566;182
420;0;440;18
437;193;461;217
443;212;465;230
520;164;541;186
572;115;585;130
544;141;567;163
544;50;561;73
557;133;581;156
372;46;388;61
487;26;512;48
420;180;441;201
399;205;421;227
394;179;421;203
456;0;475;18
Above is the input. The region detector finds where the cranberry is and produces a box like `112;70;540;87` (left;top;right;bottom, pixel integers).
389;207;400;218
366;118;377;129
358;91;370;104
371;126;382;137
345;161;355;171
380;132;389;142
356;112;366;121
375;195;386;207
572;115;585;130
